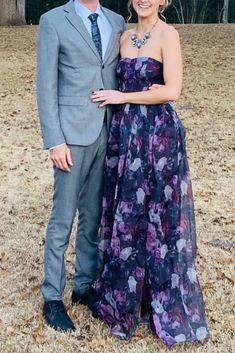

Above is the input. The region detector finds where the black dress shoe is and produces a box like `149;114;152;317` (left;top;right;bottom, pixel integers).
72;287;98;306
72;288;99;318
43;300;75;332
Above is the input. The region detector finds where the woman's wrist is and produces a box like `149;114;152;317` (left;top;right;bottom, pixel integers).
122;92;130;104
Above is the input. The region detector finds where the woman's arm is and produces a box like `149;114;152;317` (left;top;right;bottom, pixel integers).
91;27;183;106
126;27;183;104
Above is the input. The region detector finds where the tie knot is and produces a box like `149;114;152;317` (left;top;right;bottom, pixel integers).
88;13;98;23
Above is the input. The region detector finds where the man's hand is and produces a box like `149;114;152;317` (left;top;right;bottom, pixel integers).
49;144;73;172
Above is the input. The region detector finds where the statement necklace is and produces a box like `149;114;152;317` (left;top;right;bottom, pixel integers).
131;19;159;49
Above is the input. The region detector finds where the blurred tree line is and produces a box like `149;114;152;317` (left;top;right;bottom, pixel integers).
1;0;234;26
23;0;235;25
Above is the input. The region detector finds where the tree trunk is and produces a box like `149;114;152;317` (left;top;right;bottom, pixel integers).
0;0;26;25
222;0;230;23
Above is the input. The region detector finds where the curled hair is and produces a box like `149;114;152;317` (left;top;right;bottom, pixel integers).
127;0;172;22
159;0;172;14
127;0;133;23
159;0;172;21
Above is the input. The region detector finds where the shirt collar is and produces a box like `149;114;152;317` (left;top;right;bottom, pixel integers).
74;1;104;20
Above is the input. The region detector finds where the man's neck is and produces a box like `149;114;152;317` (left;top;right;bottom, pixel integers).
76;0;99;12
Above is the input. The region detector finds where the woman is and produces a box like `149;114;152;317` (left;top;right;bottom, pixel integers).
91;0;210;347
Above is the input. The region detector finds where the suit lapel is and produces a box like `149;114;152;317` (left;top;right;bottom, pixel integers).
63;0;102;62
102;7;121;65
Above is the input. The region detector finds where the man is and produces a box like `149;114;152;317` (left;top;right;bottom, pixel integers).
37;0;125;332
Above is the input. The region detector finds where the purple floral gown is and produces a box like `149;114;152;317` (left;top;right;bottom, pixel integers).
94;57;210;347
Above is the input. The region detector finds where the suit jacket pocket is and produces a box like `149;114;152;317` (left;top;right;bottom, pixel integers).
58;96;86;106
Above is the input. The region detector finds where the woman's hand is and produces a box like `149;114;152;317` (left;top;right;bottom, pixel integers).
90;86;162;107
149;84;164;90
91;90;126;107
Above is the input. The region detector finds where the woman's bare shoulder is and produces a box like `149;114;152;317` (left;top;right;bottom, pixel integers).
160;23;180;40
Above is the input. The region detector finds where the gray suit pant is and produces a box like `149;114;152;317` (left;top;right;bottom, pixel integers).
41;123;107;301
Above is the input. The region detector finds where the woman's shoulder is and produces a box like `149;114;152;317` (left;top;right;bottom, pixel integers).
159;22;180;40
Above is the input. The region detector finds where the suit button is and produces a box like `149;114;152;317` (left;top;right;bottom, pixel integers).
102;65;105;69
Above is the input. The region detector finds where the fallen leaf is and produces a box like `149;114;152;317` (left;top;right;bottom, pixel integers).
0;252;5;261
210;239;235;252
6;326;15;335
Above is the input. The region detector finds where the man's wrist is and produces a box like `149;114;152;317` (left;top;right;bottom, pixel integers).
49;143;66;151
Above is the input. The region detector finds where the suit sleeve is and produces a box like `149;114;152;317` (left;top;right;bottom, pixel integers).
37;15;65;150
122;16;127;32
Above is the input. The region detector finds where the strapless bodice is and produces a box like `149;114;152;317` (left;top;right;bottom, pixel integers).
116;57;164;93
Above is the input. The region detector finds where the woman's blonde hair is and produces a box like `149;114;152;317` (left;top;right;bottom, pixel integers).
127;0;172;22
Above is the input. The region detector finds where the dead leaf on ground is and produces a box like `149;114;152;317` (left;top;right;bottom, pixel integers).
6;326;15;335
0;251;5;261
210;239;235;252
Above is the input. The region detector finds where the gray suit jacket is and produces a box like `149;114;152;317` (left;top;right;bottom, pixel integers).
37;0;125;149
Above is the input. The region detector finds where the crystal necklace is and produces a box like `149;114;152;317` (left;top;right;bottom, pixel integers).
131;19;159;49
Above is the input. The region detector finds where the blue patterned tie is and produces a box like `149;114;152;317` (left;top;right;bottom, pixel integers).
88;13;102;60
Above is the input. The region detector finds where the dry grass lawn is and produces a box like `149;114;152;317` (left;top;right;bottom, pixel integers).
0;24;235;353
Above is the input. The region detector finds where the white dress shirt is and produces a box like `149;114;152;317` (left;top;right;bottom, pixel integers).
50;0;112;151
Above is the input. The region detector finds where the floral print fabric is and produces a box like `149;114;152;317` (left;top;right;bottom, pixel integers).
94;57;210;347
